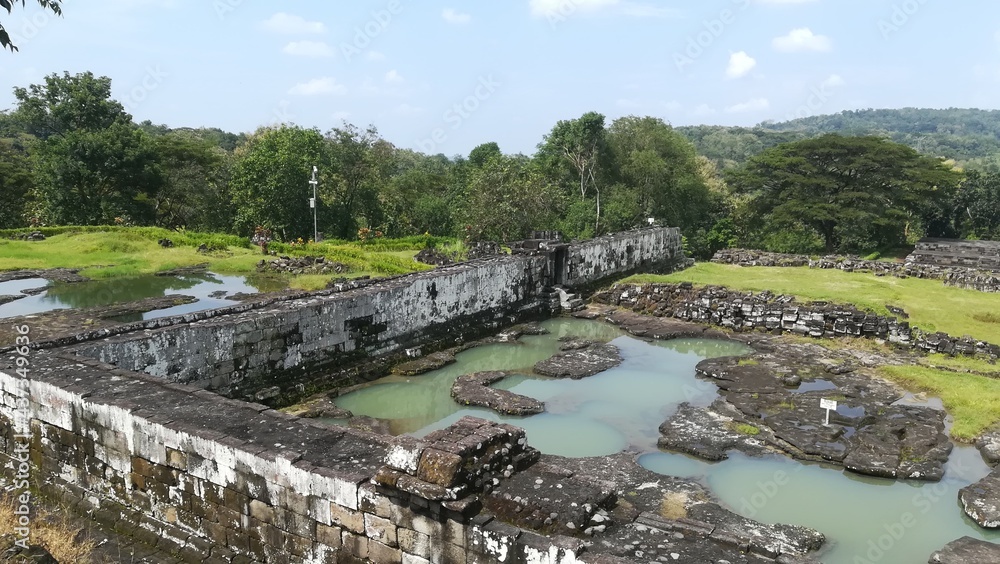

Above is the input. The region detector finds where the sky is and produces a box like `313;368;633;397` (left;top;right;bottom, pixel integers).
0;0;998;157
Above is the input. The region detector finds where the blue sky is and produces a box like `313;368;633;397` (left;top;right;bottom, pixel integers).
1;0;997;156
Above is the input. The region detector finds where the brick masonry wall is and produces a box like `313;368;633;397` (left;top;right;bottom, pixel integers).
595;283;1000;358
711;248;1000;293
51;228;685;405
0;354;598;564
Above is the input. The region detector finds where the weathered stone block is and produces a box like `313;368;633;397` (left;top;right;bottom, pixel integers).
364;513;398;548
416;448;463;487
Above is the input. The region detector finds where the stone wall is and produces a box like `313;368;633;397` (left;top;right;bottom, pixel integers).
40;228;685;405
560;228;686;288
594;283;1000;358
908;238;1000;271
0;354;598;564
711;248;1000;293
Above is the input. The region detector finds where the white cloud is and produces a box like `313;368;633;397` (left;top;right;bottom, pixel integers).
442;8;472;24
726;98;770;113
282;41;334;58
261;13;326;34
661;100;682;111
773;28;832;52
394;103;424;116
694;104;717;116
288;77;346;96
367;51;387;62
385;70;404;83
821;74;845;88
529;0;677;19
530;0;617;17
726;51;757;79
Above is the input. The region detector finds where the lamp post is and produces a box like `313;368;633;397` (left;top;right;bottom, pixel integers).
309;166;319;242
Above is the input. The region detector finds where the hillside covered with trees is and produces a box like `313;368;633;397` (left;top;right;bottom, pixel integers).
3;72;1000;259
679;108;1000;171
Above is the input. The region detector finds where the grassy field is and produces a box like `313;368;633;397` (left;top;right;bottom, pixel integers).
878;365;1000;442
0;227;444;289
627;262;1000;441
626;263;1000;343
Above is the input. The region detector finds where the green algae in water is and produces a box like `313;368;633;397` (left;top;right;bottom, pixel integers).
332;318;752;457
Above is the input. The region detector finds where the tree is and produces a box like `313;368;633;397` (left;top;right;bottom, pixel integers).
537;112;608;232
953;170;1000;239
606;116;712;232
0;138;33;227
1;0;61;52
152;132;232;231
230;125;328;240
729;134;963;253
14;72;162;225
325;124;392;238
468;142;501;168
460;155;564;243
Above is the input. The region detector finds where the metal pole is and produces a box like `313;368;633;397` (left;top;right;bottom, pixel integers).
310;166;319;242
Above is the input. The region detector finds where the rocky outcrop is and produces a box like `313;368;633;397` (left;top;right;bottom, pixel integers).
959;468;1000;528
0;294;25;306
414;247;454;266
393;350;457;376
976;431;1000;467
712;247;1000;293
929;536;1000;562
658;401;772;461
451;371;545;415
534;339;623;379
256;255;349;275
594;282;1000;358
0;268;86;284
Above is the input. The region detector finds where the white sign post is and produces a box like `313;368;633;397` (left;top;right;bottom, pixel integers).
820;398;838;426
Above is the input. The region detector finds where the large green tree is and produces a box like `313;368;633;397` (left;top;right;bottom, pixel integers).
324;124;392;239
606;116;713;232
230;125;329;240
1;0;61;52
537;112;608;233
0;138;33;227
14;72;162;225
953;170;1000;239
152;132;232;231
460;155;564;242
729;134;963;253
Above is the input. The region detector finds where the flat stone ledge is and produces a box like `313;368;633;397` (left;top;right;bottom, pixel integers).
959;468;1000;529
929;536;1000;563
451;371;544;416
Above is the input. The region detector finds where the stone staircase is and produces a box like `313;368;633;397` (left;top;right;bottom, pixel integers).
555;286;586;312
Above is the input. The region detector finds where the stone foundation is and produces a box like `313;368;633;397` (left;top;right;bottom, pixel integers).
594;283;1000;358
711;248;1000;293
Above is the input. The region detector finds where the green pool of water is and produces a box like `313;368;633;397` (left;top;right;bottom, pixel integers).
333;317;753;457
0;272;284;320
335;316;1000;561
641;448;1000;564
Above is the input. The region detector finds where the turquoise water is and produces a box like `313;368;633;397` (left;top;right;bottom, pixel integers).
0;272;282;320
334;316;1000;562
641;448;1000;564
333;317;752;457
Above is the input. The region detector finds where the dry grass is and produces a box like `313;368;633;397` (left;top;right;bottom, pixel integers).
659;492;689;520
0;494;96;563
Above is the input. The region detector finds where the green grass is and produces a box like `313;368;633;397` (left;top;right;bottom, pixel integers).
878;365;1000;442
729;422;761;436
737;359;760;366
0;227;437;284
626;263;1000;343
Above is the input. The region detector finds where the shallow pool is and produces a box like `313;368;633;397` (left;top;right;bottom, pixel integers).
333;316;1000;561
0;272;282;320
